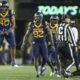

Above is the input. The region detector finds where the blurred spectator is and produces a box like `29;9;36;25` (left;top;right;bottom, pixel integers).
0;39;9;65
71;20;79;43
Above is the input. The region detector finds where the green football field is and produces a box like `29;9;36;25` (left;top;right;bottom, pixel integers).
0;65;80;80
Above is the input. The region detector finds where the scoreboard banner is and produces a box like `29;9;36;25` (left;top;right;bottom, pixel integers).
16;3;80;20
38;5;79;16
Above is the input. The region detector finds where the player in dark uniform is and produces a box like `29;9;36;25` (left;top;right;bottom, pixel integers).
47;16;61;77
22;12;54;77
0;1;17;66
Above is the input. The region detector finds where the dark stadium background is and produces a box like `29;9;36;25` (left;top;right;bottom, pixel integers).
15;1;80;49
0;0;79;64
12;1;80;64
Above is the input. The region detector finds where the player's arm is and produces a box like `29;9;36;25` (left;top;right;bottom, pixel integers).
22;22;32;46
45;21;54;45
10;16;15;29
67;26;77;47
9;10;15;29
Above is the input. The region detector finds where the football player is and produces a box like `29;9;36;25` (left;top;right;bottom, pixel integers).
22;12;54;77
48;15;61;77
0;1;17;67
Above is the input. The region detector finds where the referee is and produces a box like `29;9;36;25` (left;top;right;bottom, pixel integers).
57;15;80;76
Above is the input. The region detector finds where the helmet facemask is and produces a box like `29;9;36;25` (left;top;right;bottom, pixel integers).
34;13;43;27
0;6;8;14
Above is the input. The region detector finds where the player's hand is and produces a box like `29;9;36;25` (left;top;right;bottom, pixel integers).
51;45;56;52
21;42;25;51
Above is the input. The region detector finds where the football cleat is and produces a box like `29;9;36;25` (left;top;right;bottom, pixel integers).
40;67;45;76
13;64;19;68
